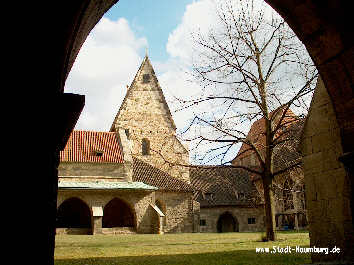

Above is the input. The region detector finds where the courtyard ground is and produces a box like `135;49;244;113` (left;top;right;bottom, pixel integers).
55;231;310;265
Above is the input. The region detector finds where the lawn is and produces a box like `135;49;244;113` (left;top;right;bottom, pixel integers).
55;231;310;265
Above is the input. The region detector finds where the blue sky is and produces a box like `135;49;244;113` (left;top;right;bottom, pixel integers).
104;0;195;62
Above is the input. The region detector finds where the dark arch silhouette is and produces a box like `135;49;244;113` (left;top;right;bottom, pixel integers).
56;197;91;228
102;198;135;228
217;212;239;233
29;1;352;263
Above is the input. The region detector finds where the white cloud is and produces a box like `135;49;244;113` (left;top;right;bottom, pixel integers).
64;17;147;131
166;0;217;63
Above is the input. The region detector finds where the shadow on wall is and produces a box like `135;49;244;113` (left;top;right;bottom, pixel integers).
55;247;311;265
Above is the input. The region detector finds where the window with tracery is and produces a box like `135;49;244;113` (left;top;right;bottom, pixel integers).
283;178;295;211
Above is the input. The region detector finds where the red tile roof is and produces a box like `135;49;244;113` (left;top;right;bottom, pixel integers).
233;108;297;162
60;131;124;163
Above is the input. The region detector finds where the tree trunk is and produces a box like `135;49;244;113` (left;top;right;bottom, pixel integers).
262;172;276;241
263;115;276;241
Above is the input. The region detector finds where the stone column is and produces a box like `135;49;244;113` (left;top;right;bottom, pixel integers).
92;206;103;235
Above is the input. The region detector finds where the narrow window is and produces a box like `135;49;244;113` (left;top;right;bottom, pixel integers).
124;128;130;139
142;138;150;155
143;74;150;83
200;219;206;226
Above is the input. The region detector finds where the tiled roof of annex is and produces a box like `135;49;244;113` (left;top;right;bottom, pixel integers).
60;130;124;163
190;166;261;207
132;157;194;192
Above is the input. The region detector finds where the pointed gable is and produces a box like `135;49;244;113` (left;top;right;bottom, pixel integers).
110;55;176;132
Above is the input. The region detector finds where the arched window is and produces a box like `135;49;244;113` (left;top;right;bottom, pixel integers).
283;178;295;211
142;138;150;155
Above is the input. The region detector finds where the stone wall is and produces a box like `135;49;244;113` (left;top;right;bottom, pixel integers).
199;206;264;233
155;191;197;233
300;77;353;262
112;57;190;183
59;162;127;179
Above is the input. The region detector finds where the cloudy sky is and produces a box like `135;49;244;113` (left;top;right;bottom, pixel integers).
64;0;227;162
64;0;308;165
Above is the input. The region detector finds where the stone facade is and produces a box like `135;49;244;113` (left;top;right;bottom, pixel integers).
199;206;264;233
56;56;198;235
155;191;196;233
300;77;354;262
110;56;190;183
190;166;266;233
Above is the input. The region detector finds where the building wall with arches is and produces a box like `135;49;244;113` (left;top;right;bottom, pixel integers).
57;189;156;234
199;207;264;233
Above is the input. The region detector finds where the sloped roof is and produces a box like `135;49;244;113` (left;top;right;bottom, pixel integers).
60;130;124;163
234;118;305;182
190;166;261;207
132;157;194;192
110;55;176;132
234;108;297;162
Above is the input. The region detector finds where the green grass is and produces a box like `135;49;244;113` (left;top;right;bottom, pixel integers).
55;231;310;265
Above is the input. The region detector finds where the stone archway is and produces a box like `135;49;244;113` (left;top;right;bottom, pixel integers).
56;197;92;234
217;212;239;233
102;198;135;229
34;0;353;263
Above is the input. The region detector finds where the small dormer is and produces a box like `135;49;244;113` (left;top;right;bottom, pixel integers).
93;150;104;157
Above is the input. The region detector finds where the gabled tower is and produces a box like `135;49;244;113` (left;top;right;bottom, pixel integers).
110;55;190;183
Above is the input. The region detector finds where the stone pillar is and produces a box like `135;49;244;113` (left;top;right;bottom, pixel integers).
301;78;354;262
92;206;103;235
158;216;164;234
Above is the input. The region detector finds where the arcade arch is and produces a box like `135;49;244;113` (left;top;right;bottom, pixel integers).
56;197;92;232
102;198;136;228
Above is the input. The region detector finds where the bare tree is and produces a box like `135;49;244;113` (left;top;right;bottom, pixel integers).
170;0;317;241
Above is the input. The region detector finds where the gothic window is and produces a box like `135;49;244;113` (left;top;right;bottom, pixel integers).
143;74;150;83
283;178;295;211
142;138;150;155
